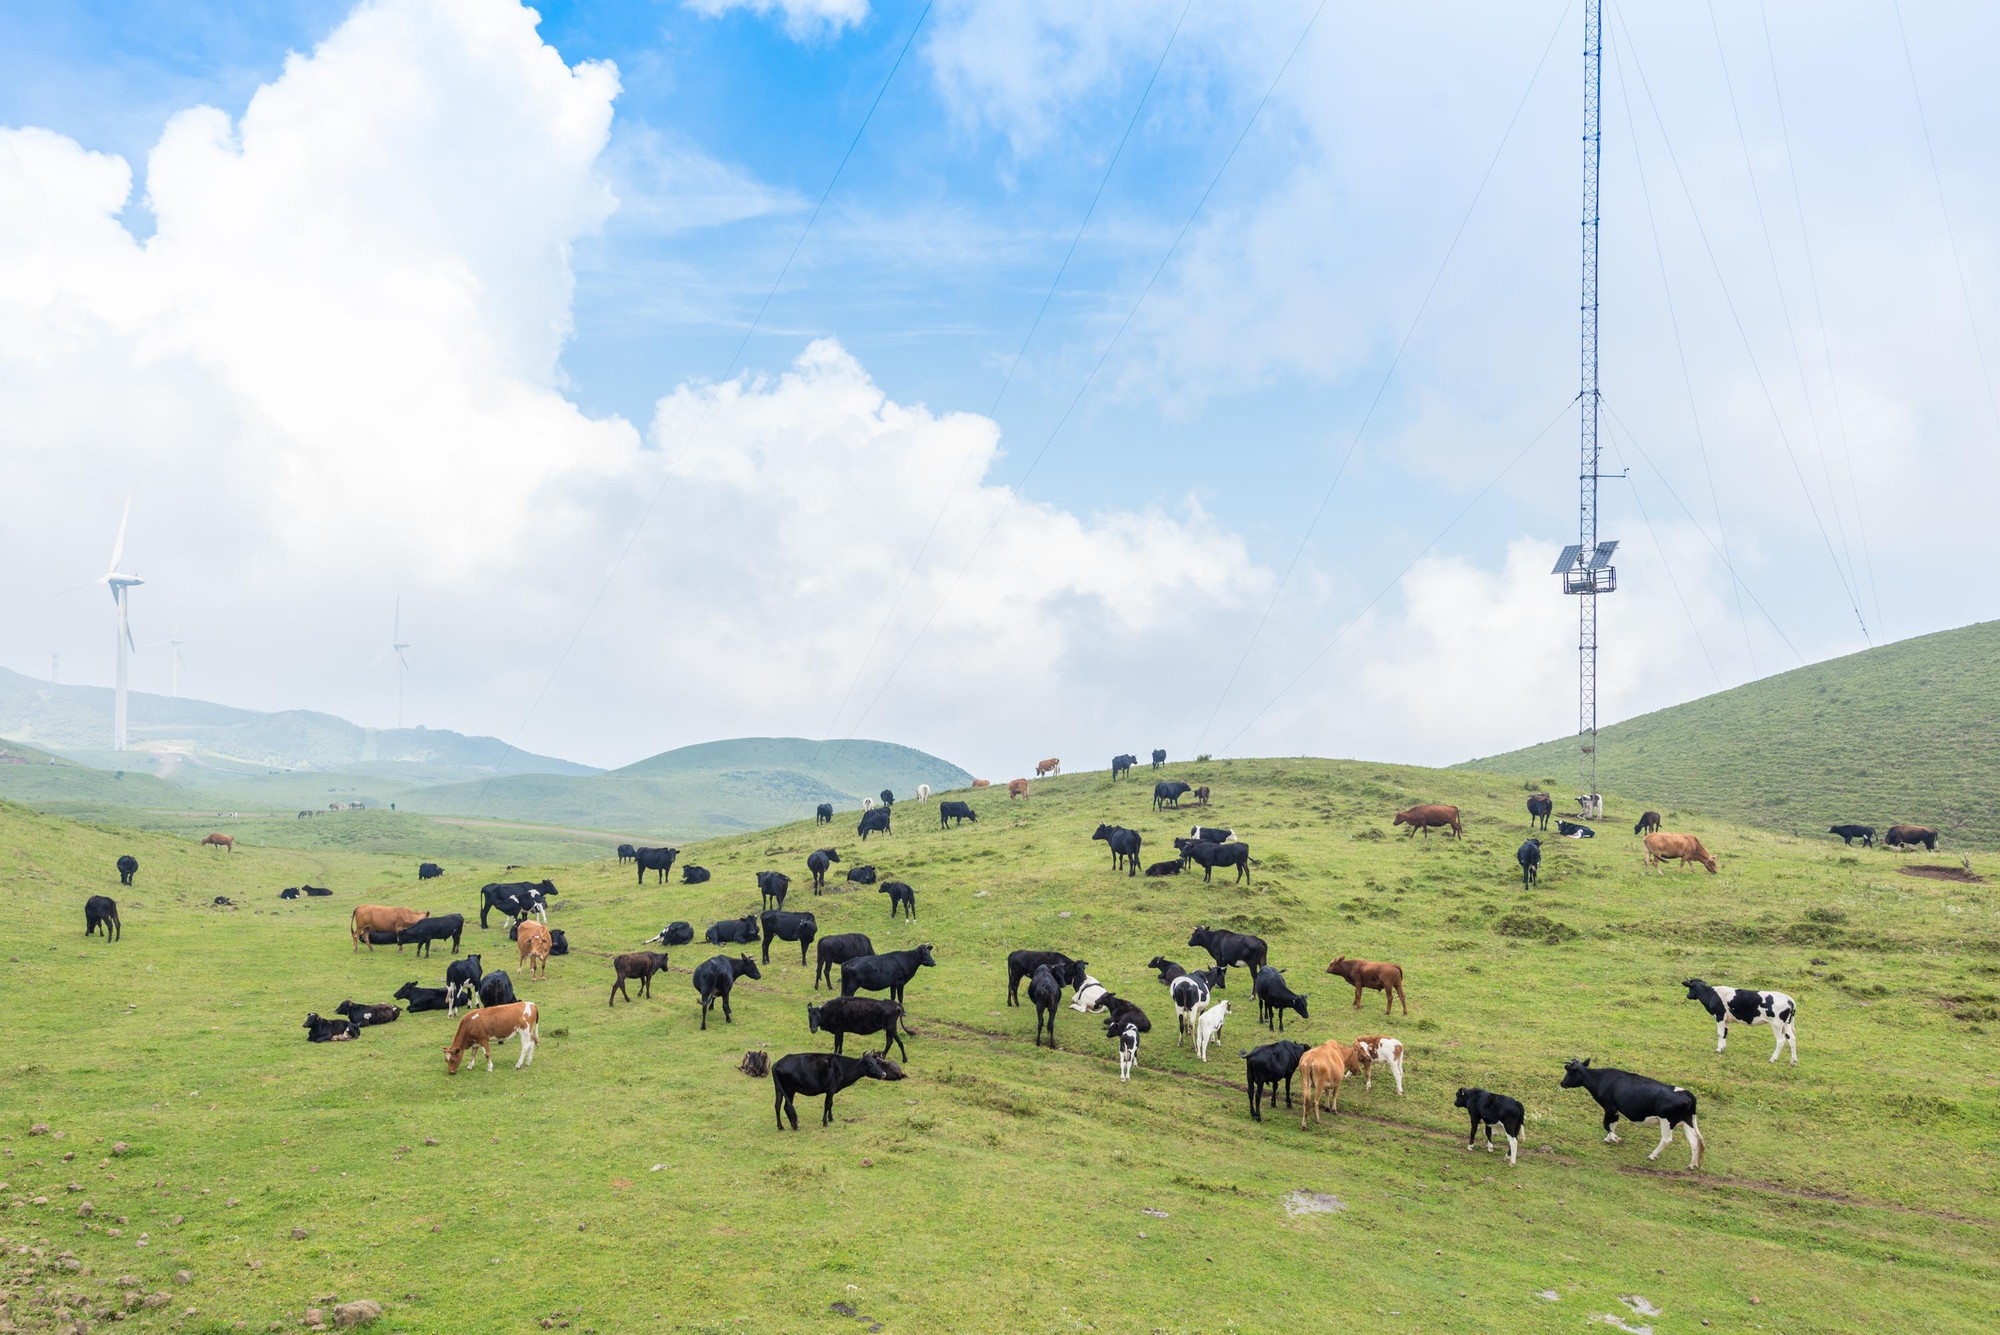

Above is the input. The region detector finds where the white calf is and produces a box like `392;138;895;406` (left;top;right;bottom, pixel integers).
1193;999;1230;1063
1353;1036;1406;1094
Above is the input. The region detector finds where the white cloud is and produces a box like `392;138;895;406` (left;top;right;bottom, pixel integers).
684;0;869;42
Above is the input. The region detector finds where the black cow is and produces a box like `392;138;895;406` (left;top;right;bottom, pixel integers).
1147;956;1187;987
1557;820;1595;839
1151;748;1167;769
1144;859;1182;877
302;885;333;897
814;932;875;991
879;881;916;920
84;895;121;941
635;847;680;884
1189;825;1235;844
1091;823;1142;877
1183;840;1252;884
445;955;484;1014
760;910;818;965
1455;1088;1525;1165
507;919;568;955
302;1013;360;1043
806;849;839;892
879;789;895;807
682;865;711;884
939;801;977;828
1560;1058;1705;1169
758;871;791;911
1007;950;1085;1005
479;879;556;929
816;803;834;825
692;954;762;1029
398;913;465;957
1828;824;1875;848
845;865;877;885
333;1000;400;1027
478;970;515;1009
1153;780;1192;810
1027;964;1063;1047
1189;925;1267;972
1111;753;1137;779
279;887;300;899
649;921;695;948
1243;1040;1309;1122
706;915;760;946
771;1051;904;1130
840;945;936;1005
1517;838;1541;889
115;855;138;886
808;998;909;1060
418;862;443;880
857;808;891;841
616;843;637;865
393;981;450;1013
1527;793;1553;830
1252;966;1308;1031
1634;811;1663;836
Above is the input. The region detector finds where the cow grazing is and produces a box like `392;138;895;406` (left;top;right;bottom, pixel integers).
939;800;977;828
682;865;711;885
609;951;672;1006
808;997;908;1060
1634;811;1663;836
760;910;818;966
1112;753;1137;779
1148;956;1187;987
649;922;695;948
1828;824;1875;848
1643;832;1718;873
479;879;557;928
1560;1058;1705;1169
840;945;936;1005
1682;978;1798;1065
115;855;138;886
445;956;483;1015
202;832;235;852
816;803;834;825
84;895;121;941
1455;1088;1524;1166
515;920;554;980
1144;860;1182;877
1527;793;1553;830
1392;804;1462;839
1193;998;1231;1061
1182;840;1251;884
393;981;450;1013
1007;951;1085;1005
806;849;838;892
845;864;877;885
477;971;516;1009
1326;956;1407;1015
1517;838;1542;889
1036;757;1060;777
303;1013;361;1043
1153;780;1192;810
706;915;760;946
879;789;895;807
418;861;443;880
1252;966;1309;1032
616;843;637;865
1886;824;1940;852
1151;749;1167;769
857;808;891;841
333;1000;400;1027
879;881;916;920
1169;967;1227;1045
350;905;429;953
398;913;465;958
692;954;762;1029
1008;779;1030;800
1352;1036;1406;1095
1242;1040;1309;1122
442;1000;539;1074
1557;820;1595;839
757;871;792;911
1027;964;1063;1047
1092;823;1142;876
1188;925;1267;972
1296;1040;1352;1127
635;846;679;884
279;887;300;900
813;932;875;991
771;1051;904;1130
971;778;992;789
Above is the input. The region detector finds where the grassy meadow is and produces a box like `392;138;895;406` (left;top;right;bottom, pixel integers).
2;759;1996;1333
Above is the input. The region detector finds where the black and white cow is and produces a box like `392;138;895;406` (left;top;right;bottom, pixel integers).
1681;978;1798;1065
1168;966;1227;1045
1827;824;1874;848
1560;1058;1705;1170
444;955;483;1015
649;921;695;948
479;879;556;929
1556;820;1595;839
1454;1088;1525;1166
1188;826;1235;845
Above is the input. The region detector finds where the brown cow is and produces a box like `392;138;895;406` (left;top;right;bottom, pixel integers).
350;905;430;952
1643;831;1718;873
609;951;670;1006
1035;757;1060;777
1326;956;1407;1015
1008;779;1030;800
970;779;992;789
1193;786;1211;806
442;1000;539;1074
201;832;234;853
1297;1039;1353;1128
516;920;553;980
1885;824;1940;852
1392;804;1461;839
1350;1035;1406;1095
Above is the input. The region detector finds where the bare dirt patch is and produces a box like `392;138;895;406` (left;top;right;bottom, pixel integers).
1899;864;1986;884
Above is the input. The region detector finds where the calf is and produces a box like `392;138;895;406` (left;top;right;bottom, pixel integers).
1150;748;1167;769
1111;753;1137;779
939;800;977;828
807;997;908;1061
649;922;695;948
1153;780;1192;810
1297;1039;1351;1127
1188;925;1267;972
1560;1058;1705;1169
442;1000;539;1074
816;802;834;824
303;885;333;897
1527;792;1553;830
1098;995;1151;1048
814;932;875;991
846;865;877;885
1144;860;1182;877
1557;820;1595;839
691;954;763;1029
477;971;517;1009
1886;824;1940;852
1827;824;1875;848
1682;978;1798;1065
1007;951;1086;1005
393;981;450;1013
303;1013;361;1043
857;808;891;841
879;789;895;807
333;1000;400;1027
771;1051;905;1130
1069;975;1110;1013
1169;966;1227;1045
418;861;444;880
840;944;937;1006
1027;964;1063;1047
1326;956;1407;1015
1634;811;1662;836
116;855;138;886
1454;1088;1524;1166
609;951;671;1006
616;843;637;865
1252;966;1309;1031
1183;840;1251;884
1008;779;1030;800
760;910;818;966
1242;1040;1309;1121
681;865;711;885
1643;831;1717;873
1036;758;1060;777
1114;1017;1142;1082
878;881;916;920
706;915;761;946
445;955;484;1015
1091;823;1142;876
758;870;791;911
1351;1035;1406;1095
397;913;465;958
1192;998;1231;1061
635;846;679;884
1393;803;1462;839
1193;786;1211;806
279;887;300;900
515;920;553;980
1148;956;1187;987
1189;826;1235;845
805;849;838;892
1517;838;1541;889
84;895;121;942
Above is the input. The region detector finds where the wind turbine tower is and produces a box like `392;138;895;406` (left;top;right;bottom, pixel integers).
149;633;188;698
100;500;145;751
373;597;413;730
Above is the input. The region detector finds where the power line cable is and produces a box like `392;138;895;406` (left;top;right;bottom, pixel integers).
1601;427;1724;691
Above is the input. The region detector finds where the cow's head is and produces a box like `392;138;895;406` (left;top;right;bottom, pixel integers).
1560;1058;1592;1087
736;955;763;980
1187;926;1210;946
443;1045;466;1075
806;1003;823;1034
1681;978;1709;1000
915;944;938;968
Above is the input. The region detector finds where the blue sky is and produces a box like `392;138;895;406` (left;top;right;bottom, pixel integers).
2;0;1995;772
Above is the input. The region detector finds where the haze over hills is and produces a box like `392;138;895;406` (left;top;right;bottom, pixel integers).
1461;619;2000;848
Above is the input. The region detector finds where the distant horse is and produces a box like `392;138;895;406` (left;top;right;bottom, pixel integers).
202;832;235;853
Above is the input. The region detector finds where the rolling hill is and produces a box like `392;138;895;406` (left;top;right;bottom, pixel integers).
1461;619;2000;848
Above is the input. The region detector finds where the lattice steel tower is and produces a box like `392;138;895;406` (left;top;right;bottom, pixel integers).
1553;0;1618;809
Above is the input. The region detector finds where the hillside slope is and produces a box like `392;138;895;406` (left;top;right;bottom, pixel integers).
1462;619;2000;847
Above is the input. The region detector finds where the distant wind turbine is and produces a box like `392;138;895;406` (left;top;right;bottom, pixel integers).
100;498;144;750
371;596;412;729
147;631;188;698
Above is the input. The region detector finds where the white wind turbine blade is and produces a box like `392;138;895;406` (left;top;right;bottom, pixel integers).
107;496;131;575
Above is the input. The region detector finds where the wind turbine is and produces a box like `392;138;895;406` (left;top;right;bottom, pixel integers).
371;596;412;729
147;632;188;698
100;498;144;750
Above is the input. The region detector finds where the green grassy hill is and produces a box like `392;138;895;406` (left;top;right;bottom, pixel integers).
1462;619;2000;847
3;761;1993;1331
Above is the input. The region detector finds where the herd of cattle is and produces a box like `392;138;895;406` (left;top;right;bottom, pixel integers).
77;760;1944;1157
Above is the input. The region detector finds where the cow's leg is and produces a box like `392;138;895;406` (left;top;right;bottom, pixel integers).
1785;1022;1798;1066
1602;1108;1621;1143
516;1026;535;1068
1505;1132;1519;1166
699;996;710;1031
481;1039;494;1073
1647;1117;1674;1161
776;1085;796;1132
721;992;733;1024
1684;1117;1704;1169
1484;1122;1496;1152
1390;1053;1405;1095
1352;985;1363;1009
1717;1020;1729;1053
822;1093;836;1127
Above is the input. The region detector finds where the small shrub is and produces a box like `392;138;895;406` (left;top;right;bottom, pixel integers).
1194;753;1213;763
1494;912;1580;945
